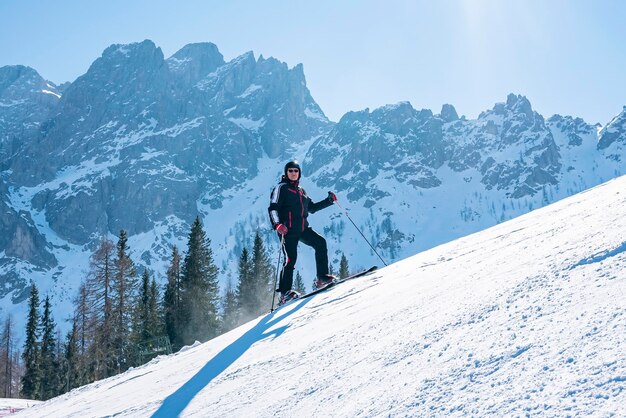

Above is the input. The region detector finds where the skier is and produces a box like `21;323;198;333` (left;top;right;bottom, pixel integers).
268;160;337;305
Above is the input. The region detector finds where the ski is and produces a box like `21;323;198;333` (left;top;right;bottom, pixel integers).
274;266;378;310
337;265;378;283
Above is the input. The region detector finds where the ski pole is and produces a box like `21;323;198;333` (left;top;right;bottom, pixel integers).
270;234;285;312
334;199;388;267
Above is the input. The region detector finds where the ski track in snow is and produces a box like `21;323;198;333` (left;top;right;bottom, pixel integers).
16;177;626;417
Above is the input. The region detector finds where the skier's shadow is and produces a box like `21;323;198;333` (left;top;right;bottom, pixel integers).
152;298;312;418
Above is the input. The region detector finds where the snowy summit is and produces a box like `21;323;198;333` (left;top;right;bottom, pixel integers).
17;173;626;417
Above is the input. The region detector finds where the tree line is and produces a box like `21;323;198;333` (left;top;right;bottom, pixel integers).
15;216;351;401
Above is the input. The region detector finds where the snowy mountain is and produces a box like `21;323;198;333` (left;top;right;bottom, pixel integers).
0;65;61;163
16;174;626;417
0;65;62;303
0;40;330;321
1;40;625;336
304;93;624;262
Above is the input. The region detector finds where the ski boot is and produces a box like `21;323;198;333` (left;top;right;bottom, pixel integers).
314;274;336;290
279;290;300;305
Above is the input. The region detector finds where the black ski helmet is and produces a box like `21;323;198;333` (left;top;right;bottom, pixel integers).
284;160;301;180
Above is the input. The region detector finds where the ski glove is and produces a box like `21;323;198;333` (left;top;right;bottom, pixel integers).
275;223;288;235
328;191;337;202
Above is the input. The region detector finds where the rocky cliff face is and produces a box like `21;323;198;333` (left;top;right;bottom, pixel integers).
0;65;60;298
0;65;60;165
464;94;561;198
305;94;564;204
598;107;626;155
7;40;330;247
301;93;623;260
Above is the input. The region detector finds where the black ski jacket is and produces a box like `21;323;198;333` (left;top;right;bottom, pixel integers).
268;178;333;236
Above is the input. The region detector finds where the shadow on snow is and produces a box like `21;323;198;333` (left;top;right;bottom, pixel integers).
152;298;312;417
570;241;626;269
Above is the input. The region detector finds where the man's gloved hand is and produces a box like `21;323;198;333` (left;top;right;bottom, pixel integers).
275;223;288;235
328;191;337;202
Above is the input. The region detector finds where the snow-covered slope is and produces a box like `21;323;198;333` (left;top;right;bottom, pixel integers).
18;175;626;417
0;399;41;415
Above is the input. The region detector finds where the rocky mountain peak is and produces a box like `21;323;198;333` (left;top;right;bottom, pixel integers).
288;62;306;83
547;114;593;132
170;42;223;63
0;65;60;164
0;65;41;92
231;50;256;67
376;101;414;115
505;93;534;119
63;40;167;104
439;104;459;122
100;39;164;64
65;39;168;101
167;42;225;83
0;65;59;98
598;106;626;150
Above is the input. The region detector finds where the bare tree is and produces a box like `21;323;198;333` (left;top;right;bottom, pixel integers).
85;237;116;380
0;315;17;397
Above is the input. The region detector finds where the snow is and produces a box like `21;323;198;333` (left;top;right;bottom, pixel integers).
197;154;284;244
127;215;189;274
166;57;192;72
0;99;26;107
3;168;106;333
41;89;61;99
0;399;40;416
599;109;626;136
304;107;326;121
380;101;412;112
222;106;236;116
228;116;265;131
94;117;204;153
237;84;262;98
12;157;118;201
358;121;381;141
116;46;131;57
159;117;204;138
17;175;626;417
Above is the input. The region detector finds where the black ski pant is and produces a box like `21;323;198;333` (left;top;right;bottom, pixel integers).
278;227;329;294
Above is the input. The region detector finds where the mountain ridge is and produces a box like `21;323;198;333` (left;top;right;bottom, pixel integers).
0;40;625;337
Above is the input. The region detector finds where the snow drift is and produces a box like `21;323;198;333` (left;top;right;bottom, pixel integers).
17;176;626;417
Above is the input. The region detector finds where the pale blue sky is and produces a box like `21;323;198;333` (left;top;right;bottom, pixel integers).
1;0;624;124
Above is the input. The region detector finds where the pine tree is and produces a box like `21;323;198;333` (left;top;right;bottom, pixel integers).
71;282;92;388
163;246;182;350
293;271;307;294
236;247;254;322
62;320;82;393
148;276;162;339
134;270;162;345
111;230;138;374
135;270;151;343
54;328;64;392
339;253;350;279
179;217;220;346
221;278;239;333
251;232;274;315
39;296;59;400
21;283;40;400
